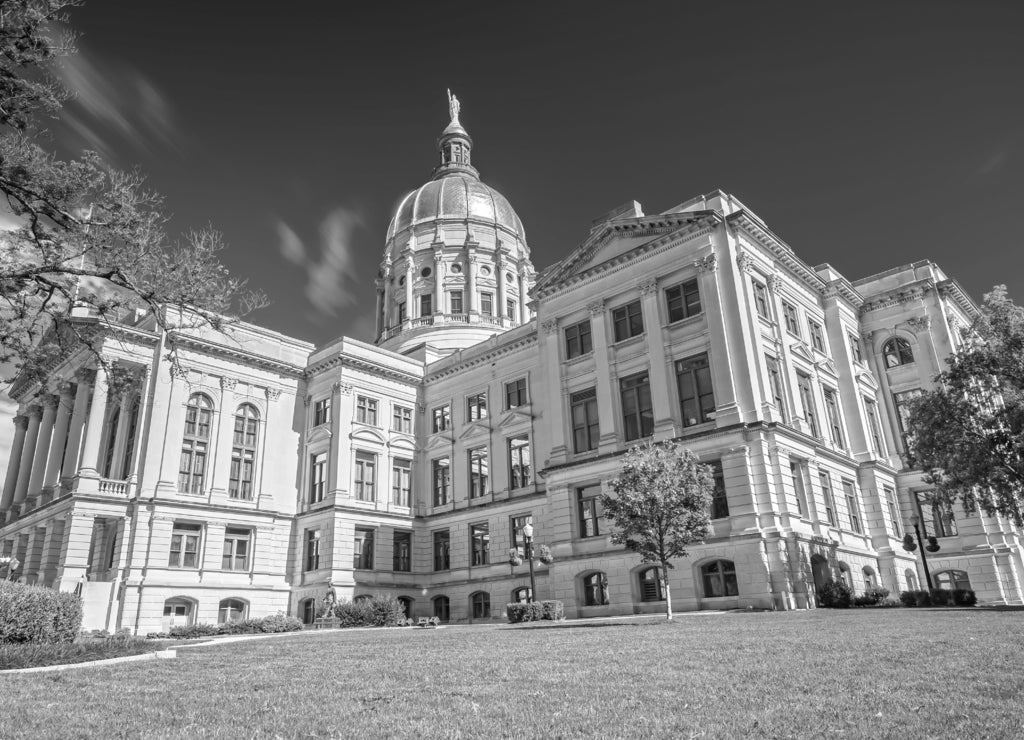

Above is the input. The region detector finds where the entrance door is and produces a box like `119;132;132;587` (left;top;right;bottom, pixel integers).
811;555;830;607
162;601;192;632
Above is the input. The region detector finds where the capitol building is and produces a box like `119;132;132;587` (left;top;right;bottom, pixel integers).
1;99;1022;633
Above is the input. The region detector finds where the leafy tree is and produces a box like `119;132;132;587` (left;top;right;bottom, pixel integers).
600;441;713;620
908;285;1024;524
0;0;262;388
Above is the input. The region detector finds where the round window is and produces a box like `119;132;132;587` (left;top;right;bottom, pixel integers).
398;276;405;286
421;267;432;278
480;266;491;276
506;272;514;283
450;263;462;274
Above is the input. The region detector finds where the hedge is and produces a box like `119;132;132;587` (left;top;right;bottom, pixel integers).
146;612;304;639
899;588;977;607
0;581;83;644
323;595;406;627
506;600;564;623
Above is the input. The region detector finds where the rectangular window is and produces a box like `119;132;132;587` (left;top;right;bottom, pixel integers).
354;451;376;502
353;528;374;570
709;461;729;519
885;487;901;537
467;391;488;422
790;461;807;518
433;530;450;571
431;404;451;433
420;293;433;317
809;320;826;352
229;448;255;500
356;396;378;426
393;531;411;572
304;529;321;572
392;458;411;507
564;320;593;359
612;300;644;341
797;373;819;438
823;388;844;447
752;280;770;319
313;398;331;427
178;440;208;495
169;523;201;568
666;279;701;323
392;405;413;433
222;528;251;571
782;301;800;336
577;486;602;537
450;290;463;314
397;302;407;323
848;332;862;363
470;523;489;566
510;514;533;553
468;447;489;499
505;378;528;409
432;457;450;506
309;451;327;504
508;435;531;489
571;388;600;453
925;501;958;538
676;354;715;427
481;292;493;317
766;355;787;421
843;480;862;533
819;472;836;527
865;398;886;456
620;372;653;441
506;298;516;321
894;389;924;452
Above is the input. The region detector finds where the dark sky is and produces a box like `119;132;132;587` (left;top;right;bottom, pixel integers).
54;0;1024;346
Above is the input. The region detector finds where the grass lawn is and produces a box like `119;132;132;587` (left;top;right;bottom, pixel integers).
2;609;1022;739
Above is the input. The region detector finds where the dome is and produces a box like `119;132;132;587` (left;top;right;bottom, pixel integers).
386;173;526;243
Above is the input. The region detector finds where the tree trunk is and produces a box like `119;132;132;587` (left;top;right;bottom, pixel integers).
663;569;673;621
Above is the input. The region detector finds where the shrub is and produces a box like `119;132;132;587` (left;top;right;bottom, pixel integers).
0;581;83;644
851;595;874;607
863;586;889;605
257;613;304;633
541;600;564;620
878;596;903;608
817;580;852;608
952;588;977;606
929;588;952;607
328;595;406;628
506;602;544;623
898;590;918;607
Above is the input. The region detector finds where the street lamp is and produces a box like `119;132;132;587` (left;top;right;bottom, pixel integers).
906;511;940;590
522;522;537;604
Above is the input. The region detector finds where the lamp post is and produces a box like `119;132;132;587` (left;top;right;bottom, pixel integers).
907;512;939;590
522;522;537;604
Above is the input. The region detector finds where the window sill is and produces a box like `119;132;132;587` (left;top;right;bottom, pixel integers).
611;333;646;349
667;311;705;328
563;351;594;366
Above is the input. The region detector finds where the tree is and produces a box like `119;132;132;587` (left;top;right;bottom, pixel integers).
908;285;1024;524
0;0;262;388
600;441;714;620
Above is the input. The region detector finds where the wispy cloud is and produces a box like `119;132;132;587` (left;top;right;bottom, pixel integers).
973;150;1011;179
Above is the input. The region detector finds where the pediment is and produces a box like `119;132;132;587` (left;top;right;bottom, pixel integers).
815;358;839;379
856;370;879;391
789;342;815;364
350;426;387;445
388;435;417;452
499;408;533;429
458;421;490;441
425;434;453;452
306;426;331;445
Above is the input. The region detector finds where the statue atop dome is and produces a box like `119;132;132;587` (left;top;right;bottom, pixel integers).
447;89;461;124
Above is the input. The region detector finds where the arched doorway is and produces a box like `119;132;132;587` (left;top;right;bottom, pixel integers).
810;554;830;606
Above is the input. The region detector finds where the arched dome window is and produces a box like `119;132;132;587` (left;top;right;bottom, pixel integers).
883;337;915;368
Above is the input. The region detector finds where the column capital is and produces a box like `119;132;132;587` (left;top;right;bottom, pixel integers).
13;414;29;431
220;376;238;393
905;316;931;331
736;251;754;274
587;300;605;316
333;381;353;395
25;403;42;419
169;363;190;380
265;387;282;402
74;367;96;384
639;278;657;296
38;393;60;410
53;380;74;397
767;273;783;293
694;254;718;273
541;319;558;335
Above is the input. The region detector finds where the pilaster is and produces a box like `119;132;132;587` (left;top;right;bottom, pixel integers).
638;278;674;437
27;394;59;499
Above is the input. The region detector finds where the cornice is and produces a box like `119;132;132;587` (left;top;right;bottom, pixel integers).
424;331;539;382
306;350;423;384
936;278;981;320
727;211;830;298
858;279;936;315
168;332;305;378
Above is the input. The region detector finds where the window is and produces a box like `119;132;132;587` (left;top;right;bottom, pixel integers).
934;570;971;590
752;280;770;319
432;458;450;506
511;587;532;604
905;570;919;591
433;530;450;571
309;451;327;504
229;404;259;500
392;458;411;507
577;486;602;537
392;405;413;433
222;528;250;571
701;560;738;597
639;567;664;601
481;292;493;317
353;452;377;502
620;372;653;441
313;397;331;427
169;523;201;568
843;480;862;533
120;398;141;480
356;396;378;426
179;394;213;494
102;406;119;478
797;373;818;438
570;388;599;453
397;597;413;618
506;298;516;321
218;599;247;624
666;279;701;323
468;447;489;499
467;391;488;422
676;354;715;427
864;399;886;456
304;529;321;571
353;528;374;570
612;300;644;341
863;567;876;590
848;332;862;363
393;531;411;572
420;293;432;317
921;499;958;537
450;290;463;314
809;320;826;352
301;598;316;625
894;389;924;451
782;302;800;336
508;436;532;489
790;461;808;518
766;355;787;422
564;320;593;359
822;388;844;447
397;302;407;323
471;591;491;619
883;337;915;368
510;514;533;554
819;472;837;526
709;461;729;519
470;523;489;566
885;487;901;537
433;595;450;622
839;562;853;589
431;404;451;433
505;378;528;409
583;572;609;606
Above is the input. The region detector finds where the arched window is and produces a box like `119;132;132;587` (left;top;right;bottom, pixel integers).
230;404;260;500
432;595;450;622
638;567;664;602
397;596;413;618
511;587;532;604
934;569;972;590
701;560;738;597
838;562;853;589
218;598;247;624
904;569;918;591
863;566;877;590
162;597;195;631
300;598;317;625
883;337;914;368
179;394;213;494
583;572;609;606
471;591;490;619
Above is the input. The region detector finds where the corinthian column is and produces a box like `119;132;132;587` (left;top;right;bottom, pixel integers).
77;368;110;478
0;415;29;512
61;370;94;482
26;394;59;498
13;405;42;507
42;383;76;493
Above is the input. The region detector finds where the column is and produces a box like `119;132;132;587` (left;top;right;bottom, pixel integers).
54;511;95;591
382;264;393;329
466;255;477;315
589;302;618;449
638;278;674;437
541;319;568;461
0;415;29;512
701;250;745;425
27;394;59;498
108;387;135;480
210;376;237;495
77;368;110;478
156;365;189;492
433;250;444;315
12;404;42;507
61;369;94;482
404;258;414;324
496;251;507;325
42;383;75;494
518;265;529;325
374;279;384;340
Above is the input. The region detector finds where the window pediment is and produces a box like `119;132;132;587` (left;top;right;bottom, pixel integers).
499;408;532;429
458;421;490;441
425;433;453;451
815;358;839;379
789;342;815;363
350;427;386;445
855;370;879;391
306;426;332;445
